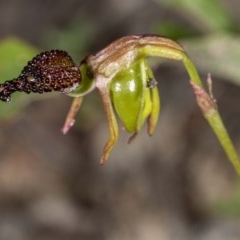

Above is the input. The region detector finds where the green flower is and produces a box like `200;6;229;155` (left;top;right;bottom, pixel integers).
63;34;240;172
1;34;240;175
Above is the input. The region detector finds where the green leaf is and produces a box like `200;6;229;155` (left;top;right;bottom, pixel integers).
0;38;38;119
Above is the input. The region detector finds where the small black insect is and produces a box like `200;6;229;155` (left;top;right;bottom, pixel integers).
147;78;157;89
0;50;81;102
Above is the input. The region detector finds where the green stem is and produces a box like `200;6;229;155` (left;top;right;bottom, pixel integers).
205;111;240;176
178;50;240;176
182;54;203;88
191;79;240;177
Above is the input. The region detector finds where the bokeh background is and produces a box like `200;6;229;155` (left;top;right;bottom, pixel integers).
0;0;240;239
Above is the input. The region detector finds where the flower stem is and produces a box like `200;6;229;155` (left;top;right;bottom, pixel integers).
191;80;240;177
205;111;240;176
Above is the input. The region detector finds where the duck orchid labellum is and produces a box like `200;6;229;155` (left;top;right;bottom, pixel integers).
0;34;240;175
0;50;81;102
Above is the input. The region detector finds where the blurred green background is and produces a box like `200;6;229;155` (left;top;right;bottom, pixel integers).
0;0;240;239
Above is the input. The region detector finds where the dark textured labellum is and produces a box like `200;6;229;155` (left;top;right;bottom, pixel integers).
0;50;81;102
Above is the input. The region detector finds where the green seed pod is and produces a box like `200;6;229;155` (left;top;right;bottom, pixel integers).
110;58;159;134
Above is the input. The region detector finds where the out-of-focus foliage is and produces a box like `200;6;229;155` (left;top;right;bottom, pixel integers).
154;0;240;87
155;0;235;33
0;38;37;119
184;34;240;86
42;18;94;60
212;183;240;218
153;21;196;39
